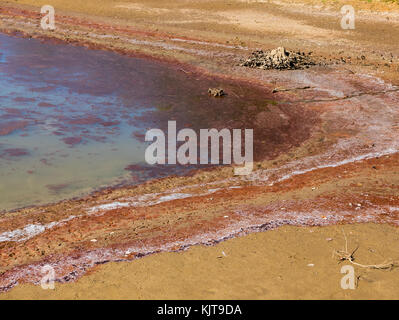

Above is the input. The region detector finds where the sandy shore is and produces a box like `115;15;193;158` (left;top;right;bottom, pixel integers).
1;0;399;299
3;223;399;300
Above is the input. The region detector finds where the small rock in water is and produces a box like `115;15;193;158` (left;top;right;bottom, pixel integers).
208;88;226;97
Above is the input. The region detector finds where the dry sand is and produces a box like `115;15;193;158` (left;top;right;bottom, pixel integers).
3;223;399;300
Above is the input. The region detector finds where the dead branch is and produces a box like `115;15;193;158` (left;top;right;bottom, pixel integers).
333;229;397;270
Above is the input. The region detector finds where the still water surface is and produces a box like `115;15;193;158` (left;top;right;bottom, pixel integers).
0;33;275;211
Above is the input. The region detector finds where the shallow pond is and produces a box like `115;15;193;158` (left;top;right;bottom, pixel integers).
0;33;315;211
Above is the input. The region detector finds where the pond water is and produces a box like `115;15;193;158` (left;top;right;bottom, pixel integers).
0;33;314;211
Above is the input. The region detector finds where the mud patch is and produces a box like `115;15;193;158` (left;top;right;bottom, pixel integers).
0;147;30;159
241;47;316;70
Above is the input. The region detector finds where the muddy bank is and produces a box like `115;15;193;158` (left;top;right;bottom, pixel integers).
2;0;399;84
0;146;398;293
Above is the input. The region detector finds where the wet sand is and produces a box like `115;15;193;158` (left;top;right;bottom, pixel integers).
1;0;399;299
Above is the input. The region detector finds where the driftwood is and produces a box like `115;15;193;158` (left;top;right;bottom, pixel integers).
333;229;396;270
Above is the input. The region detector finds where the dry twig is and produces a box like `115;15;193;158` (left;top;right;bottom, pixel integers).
333;229;396;270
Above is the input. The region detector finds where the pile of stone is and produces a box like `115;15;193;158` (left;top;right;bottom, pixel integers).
241;47;315;70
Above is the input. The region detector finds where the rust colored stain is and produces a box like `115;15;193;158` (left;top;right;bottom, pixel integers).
0;148;29;158
0;152;398;291
62;136;82;146
46;183;71;194
0;120;29;136
37;102;56;108
13;97;36;103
